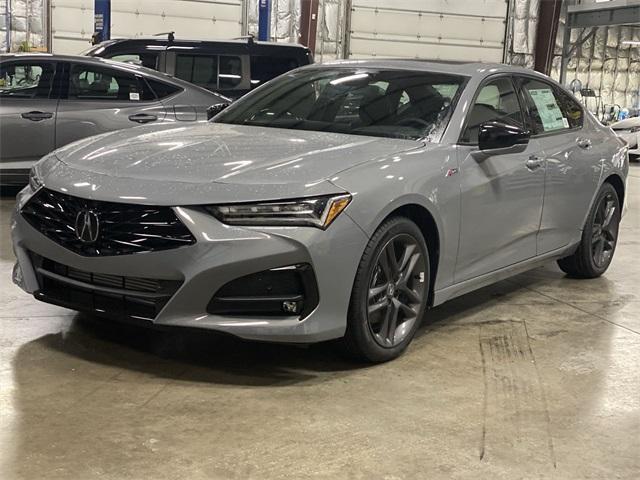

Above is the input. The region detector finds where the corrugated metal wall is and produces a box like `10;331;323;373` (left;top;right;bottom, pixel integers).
505;0;539;68
551;22;640;109
1;0;46;52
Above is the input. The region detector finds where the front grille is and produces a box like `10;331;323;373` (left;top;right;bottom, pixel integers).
21;188;196;256
31;254;182;321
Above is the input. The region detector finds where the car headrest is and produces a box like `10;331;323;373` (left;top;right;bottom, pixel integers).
358;86;394;125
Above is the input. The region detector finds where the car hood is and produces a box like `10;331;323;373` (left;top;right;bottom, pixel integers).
43;122;421;204
611;117;640;130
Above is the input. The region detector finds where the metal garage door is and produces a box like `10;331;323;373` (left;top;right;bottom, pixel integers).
52;0;243;54
348;0;509;62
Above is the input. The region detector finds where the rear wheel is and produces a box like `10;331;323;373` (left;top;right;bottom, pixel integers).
343;217;430;363
557;183;620;278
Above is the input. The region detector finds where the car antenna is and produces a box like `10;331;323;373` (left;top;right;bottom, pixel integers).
155;31;175;43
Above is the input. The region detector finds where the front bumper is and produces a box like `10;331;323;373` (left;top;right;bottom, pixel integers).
11;187;369;343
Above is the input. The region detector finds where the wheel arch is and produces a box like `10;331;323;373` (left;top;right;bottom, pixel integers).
603;173;625;209
379;203;441;307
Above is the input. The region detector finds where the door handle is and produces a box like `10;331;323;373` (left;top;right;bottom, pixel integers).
128;113;158;124
21;111;53;121
525;156;545;170
576;137;592;149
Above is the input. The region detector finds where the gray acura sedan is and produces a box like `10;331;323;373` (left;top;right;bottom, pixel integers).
0;54;228;186
11;60;628;362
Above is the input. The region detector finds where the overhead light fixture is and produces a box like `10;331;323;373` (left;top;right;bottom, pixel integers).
622;41;640;46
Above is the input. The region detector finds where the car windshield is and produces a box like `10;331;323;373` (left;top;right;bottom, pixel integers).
215;68;466;141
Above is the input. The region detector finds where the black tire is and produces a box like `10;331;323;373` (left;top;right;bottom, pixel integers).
557;182;620;278
342;216;430;363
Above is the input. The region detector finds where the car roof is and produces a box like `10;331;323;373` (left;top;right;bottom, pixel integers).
97;37;310;51
311;58;550;79
1;52;170;77
0;53;224;97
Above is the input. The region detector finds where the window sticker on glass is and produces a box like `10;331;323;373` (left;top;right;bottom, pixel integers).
129;92;140;101
529;88;566;132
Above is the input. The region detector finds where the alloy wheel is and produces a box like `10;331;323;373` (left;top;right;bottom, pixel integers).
591;192;618;268
366;234;426;348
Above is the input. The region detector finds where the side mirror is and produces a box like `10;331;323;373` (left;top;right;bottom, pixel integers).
477;120;530;155
207;102;230;120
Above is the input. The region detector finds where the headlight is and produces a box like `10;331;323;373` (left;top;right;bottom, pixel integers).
28;169;43;192
205;194;352;229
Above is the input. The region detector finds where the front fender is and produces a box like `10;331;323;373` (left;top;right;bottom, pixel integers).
330;144;460;291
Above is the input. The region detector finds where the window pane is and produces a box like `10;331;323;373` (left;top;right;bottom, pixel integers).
175;55;217;90
146;79;181;99
462;78;523;143
0;62;55;98
520;78;569;133
249;56;299;88
69;65;142;101
175;55;195;82
219;56;242;89
216;69;465;141
554;89;584;128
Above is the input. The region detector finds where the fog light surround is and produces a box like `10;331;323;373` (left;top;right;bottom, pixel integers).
207;263;319;319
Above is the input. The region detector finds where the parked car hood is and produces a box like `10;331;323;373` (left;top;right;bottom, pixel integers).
41;123;423;205
611;117;640;130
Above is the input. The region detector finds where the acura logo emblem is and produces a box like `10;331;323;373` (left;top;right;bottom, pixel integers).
75;210;100;243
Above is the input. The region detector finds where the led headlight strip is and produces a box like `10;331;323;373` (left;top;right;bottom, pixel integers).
205;194;352;229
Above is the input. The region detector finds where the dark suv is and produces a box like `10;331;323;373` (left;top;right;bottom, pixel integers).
83;36;313;99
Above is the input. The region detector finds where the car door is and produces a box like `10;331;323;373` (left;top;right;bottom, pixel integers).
516;77;602;254
0;59;59;170
55;61;168;149
455;76;546;283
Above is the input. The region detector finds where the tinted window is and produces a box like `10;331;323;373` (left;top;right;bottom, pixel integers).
0;61;55;98
175;54;242;91
109;53;159;70
554;88;584;129
519;78;571;134
219;56;242;89
146;79;181;99
216;69;465;141
461;77;524;144
69;64;149;101
250;56;300;87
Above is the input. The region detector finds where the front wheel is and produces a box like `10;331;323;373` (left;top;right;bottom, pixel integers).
557;182;620;278
342;217;430;363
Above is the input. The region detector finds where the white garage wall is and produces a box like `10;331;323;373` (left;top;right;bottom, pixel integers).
52;0;243;54
347;0;509;62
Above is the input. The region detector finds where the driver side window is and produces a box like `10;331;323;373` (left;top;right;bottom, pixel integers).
461;77;524;144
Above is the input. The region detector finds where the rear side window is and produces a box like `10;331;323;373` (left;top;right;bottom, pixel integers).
554;88;584;129
461;77;524;144
146;79;181;99
0;61;55;98
250;56;300;88
175;54;242;91
69;64;151;101
519;78;572;134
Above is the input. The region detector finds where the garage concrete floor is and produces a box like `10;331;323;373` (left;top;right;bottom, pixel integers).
0;166;638;480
